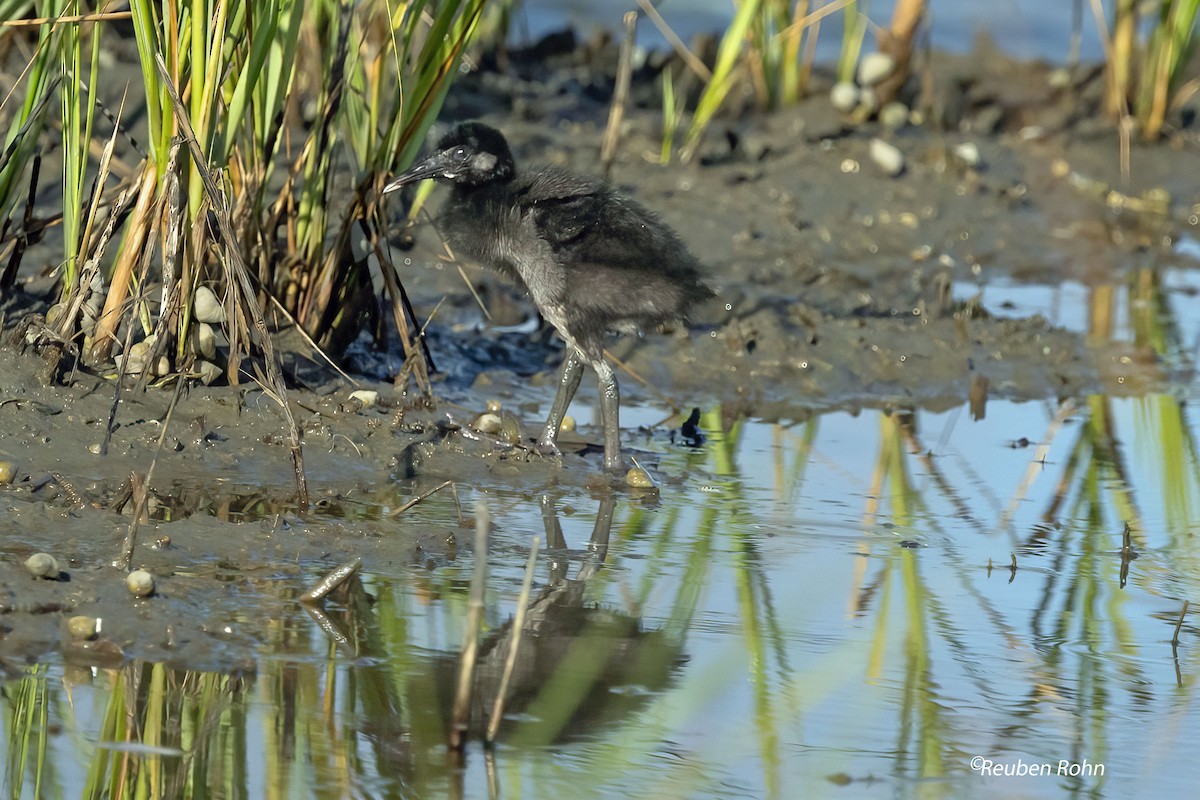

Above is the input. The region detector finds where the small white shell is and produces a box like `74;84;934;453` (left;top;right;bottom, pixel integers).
25;552;60;579
830;81;860;113
81;272;105;336
348;390;379;409
194;322;217;360
194;360;222;385
193;286;226;324
126;569;156;597
879;101;909;131
472;413;503;434
953;142;981;168
869;138;905;177
67;615;99;640
857;87;879;114
121;335;164;379
858;52;895;87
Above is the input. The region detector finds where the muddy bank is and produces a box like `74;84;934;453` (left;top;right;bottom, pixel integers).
2;32;1198;669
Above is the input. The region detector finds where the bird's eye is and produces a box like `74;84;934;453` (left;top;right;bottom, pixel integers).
453;147;467;159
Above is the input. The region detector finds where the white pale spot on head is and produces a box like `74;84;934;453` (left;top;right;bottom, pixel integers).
473;152;497;172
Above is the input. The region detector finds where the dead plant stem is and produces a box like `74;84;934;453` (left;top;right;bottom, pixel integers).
487;535;540;743
450;499;490;750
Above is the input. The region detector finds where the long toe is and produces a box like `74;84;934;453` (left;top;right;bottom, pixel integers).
534;433;563;460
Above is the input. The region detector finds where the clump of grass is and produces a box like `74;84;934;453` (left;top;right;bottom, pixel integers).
680;0;762;163
836;0;866;84
674;0;916;162
1136;0;1200;138
291;0;486;386
749;0;816;110
0;5;72;293
1;1;484;388
1098;0;1200;139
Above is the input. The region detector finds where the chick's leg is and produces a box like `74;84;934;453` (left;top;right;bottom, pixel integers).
538;348;584;455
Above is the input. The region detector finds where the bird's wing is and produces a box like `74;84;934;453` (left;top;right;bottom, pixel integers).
528;193;603;247
519;170;607;247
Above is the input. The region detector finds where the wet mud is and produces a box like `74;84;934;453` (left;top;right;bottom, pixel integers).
2;33;1198;670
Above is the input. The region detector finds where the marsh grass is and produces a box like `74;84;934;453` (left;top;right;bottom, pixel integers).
1097;0;1200;138
1136;0;1200;138
0;4;69;292
0;1;487;507
675;0;887;162
3;664;49;800
836;0;865;83
292;0;486;387
659;66;683;164
680;0;761;163
0;1;485;400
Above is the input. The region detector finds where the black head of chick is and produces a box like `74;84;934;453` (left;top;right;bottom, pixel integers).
384;122;713;474
384;122;516;188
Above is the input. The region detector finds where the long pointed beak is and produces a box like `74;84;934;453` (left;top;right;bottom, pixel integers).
382;153;448;194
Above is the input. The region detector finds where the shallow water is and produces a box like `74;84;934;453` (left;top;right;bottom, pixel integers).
4;383;1198;798
522;0;1107;63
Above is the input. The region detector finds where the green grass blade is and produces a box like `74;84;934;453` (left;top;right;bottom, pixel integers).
681;0;761;163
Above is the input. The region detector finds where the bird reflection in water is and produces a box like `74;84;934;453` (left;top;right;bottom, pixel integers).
302;492;684;760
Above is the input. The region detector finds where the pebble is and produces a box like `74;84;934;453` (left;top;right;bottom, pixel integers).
25;552;60;580
0;460;15;484
126;569;156;598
